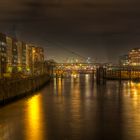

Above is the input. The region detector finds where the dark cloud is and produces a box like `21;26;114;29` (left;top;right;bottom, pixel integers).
0;0;140;62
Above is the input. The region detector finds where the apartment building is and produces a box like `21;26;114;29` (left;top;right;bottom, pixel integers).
0;33;45;77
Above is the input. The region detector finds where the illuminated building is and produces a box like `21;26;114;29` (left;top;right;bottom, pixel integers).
6;36;12;73
0;33;7;77
129;48;140;66
32;46;44;75
26;44;33;73
16;41;28;72
6;39;28;73
12;38;18;72
119;55;130;66
16;41;23;71
22;42;27;71
0;33;45;78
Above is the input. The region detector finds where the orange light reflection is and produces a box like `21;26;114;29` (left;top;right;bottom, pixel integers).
25;94;45;140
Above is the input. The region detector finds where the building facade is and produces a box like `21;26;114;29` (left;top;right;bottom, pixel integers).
16;41;22;71
0;33;7;77
12;39;18;72
32;46;44;75
6;36;13;73
0;33;45;78
129;48;140;66
26;44;33;73
119;55;130;66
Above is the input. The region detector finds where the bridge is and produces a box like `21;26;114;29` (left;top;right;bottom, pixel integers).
50;62;140;80
52;63;98;77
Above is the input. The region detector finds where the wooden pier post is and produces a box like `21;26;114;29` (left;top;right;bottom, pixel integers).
96;67;106;84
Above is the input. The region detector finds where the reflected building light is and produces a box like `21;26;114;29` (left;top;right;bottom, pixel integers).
132;87;139;107
0;122;14;140
85;74;90;97
71;75;80;96
137;83;140;89
57;78;63;96
26;95;44;140
129;82;139;99
133;88;138;96
53;78;57;95
85;74;89;78
130;81;135;88
71;76;74;89
127;82;130;86
127;88;131;97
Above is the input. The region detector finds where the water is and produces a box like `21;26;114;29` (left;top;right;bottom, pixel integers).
0;74;140;140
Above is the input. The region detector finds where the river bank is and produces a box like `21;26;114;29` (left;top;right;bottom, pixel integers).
0;74;50;105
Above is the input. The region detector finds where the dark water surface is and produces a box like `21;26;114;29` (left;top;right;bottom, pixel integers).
0;74;140;140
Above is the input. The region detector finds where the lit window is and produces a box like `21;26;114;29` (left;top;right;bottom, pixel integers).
2;58;5;62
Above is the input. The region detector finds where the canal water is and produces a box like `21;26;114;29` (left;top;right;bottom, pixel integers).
0;74;140;140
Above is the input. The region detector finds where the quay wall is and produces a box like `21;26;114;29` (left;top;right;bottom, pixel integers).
0;74;50;105
96;67;140;81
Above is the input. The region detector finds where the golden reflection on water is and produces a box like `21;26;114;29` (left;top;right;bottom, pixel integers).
53;78;64;96
25;94;45;140
53;78;57;95
122;81;140;139
123;81;140;98
70;75;82;132
85;74;90;97
58;78;63;96
71;74;80;98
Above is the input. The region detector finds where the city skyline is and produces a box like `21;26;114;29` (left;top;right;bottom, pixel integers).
1;1;140;140
0;0;140;62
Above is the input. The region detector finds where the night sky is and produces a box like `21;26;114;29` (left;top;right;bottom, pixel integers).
0;0;140;63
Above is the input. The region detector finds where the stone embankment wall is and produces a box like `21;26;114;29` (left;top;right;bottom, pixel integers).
0;74;50;105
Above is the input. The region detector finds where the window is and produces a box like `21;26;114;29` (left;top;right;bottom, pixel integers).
14;60;17;63
2;58;5;62
13;48;17;51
